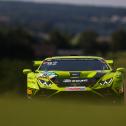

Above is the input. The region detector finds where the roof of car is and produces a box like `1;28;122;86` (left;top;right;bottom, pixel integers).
45;56;103;60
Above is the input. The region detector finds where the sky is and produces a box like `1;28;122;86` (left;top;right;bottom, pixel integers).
5;0;126;7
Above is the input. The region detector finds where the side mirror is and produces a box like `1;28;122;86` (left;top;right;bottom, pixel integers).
23;69;32;74
33;61;42;67
116;68;126;73
106;60;114;65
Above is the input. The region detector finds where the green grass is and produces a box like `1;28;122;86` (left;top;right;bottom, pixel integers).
0;94;126;126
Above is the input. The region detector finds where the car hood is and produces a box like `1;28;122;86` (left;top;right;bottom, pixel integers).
38;70;110;79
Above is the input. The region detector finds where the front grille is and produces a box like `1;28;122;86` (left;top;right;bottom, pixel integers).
51;78;99;87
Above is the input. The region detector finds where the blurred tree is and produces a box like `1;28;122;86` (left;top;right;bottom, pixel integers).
49;29;70;49
78;31;98;55
0;31;6;58
0;59;32;94
0;27;34;59
111;29;126;52
97;41;110;57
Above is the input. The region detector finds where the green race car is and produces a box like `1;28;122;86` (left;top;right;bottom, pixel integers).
23;56;125;99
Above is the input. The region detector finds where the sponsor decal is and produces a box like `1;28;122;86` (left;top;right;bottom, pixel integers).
65;87;85;91
37;72;57;79
63;79;88;83
43;61;58;66
70;72;80;77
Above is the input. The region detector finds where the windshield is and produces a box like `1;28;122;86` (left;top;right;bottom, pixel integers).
39;59;110;71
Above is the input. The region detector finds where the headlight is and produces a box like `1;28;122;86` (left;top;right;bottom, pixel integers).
39;79;52;86
99;78;113;85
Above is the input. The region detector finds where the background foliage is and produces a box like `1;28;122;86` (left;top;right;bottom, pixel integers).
0;27;126;94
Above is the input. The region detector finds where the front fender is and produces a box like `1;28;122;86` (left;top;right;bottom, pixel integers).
27;72;39;90
112;71;124;89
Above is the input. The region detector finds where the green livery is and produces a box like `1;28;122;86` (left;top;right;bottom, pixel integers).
23;56;125;98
